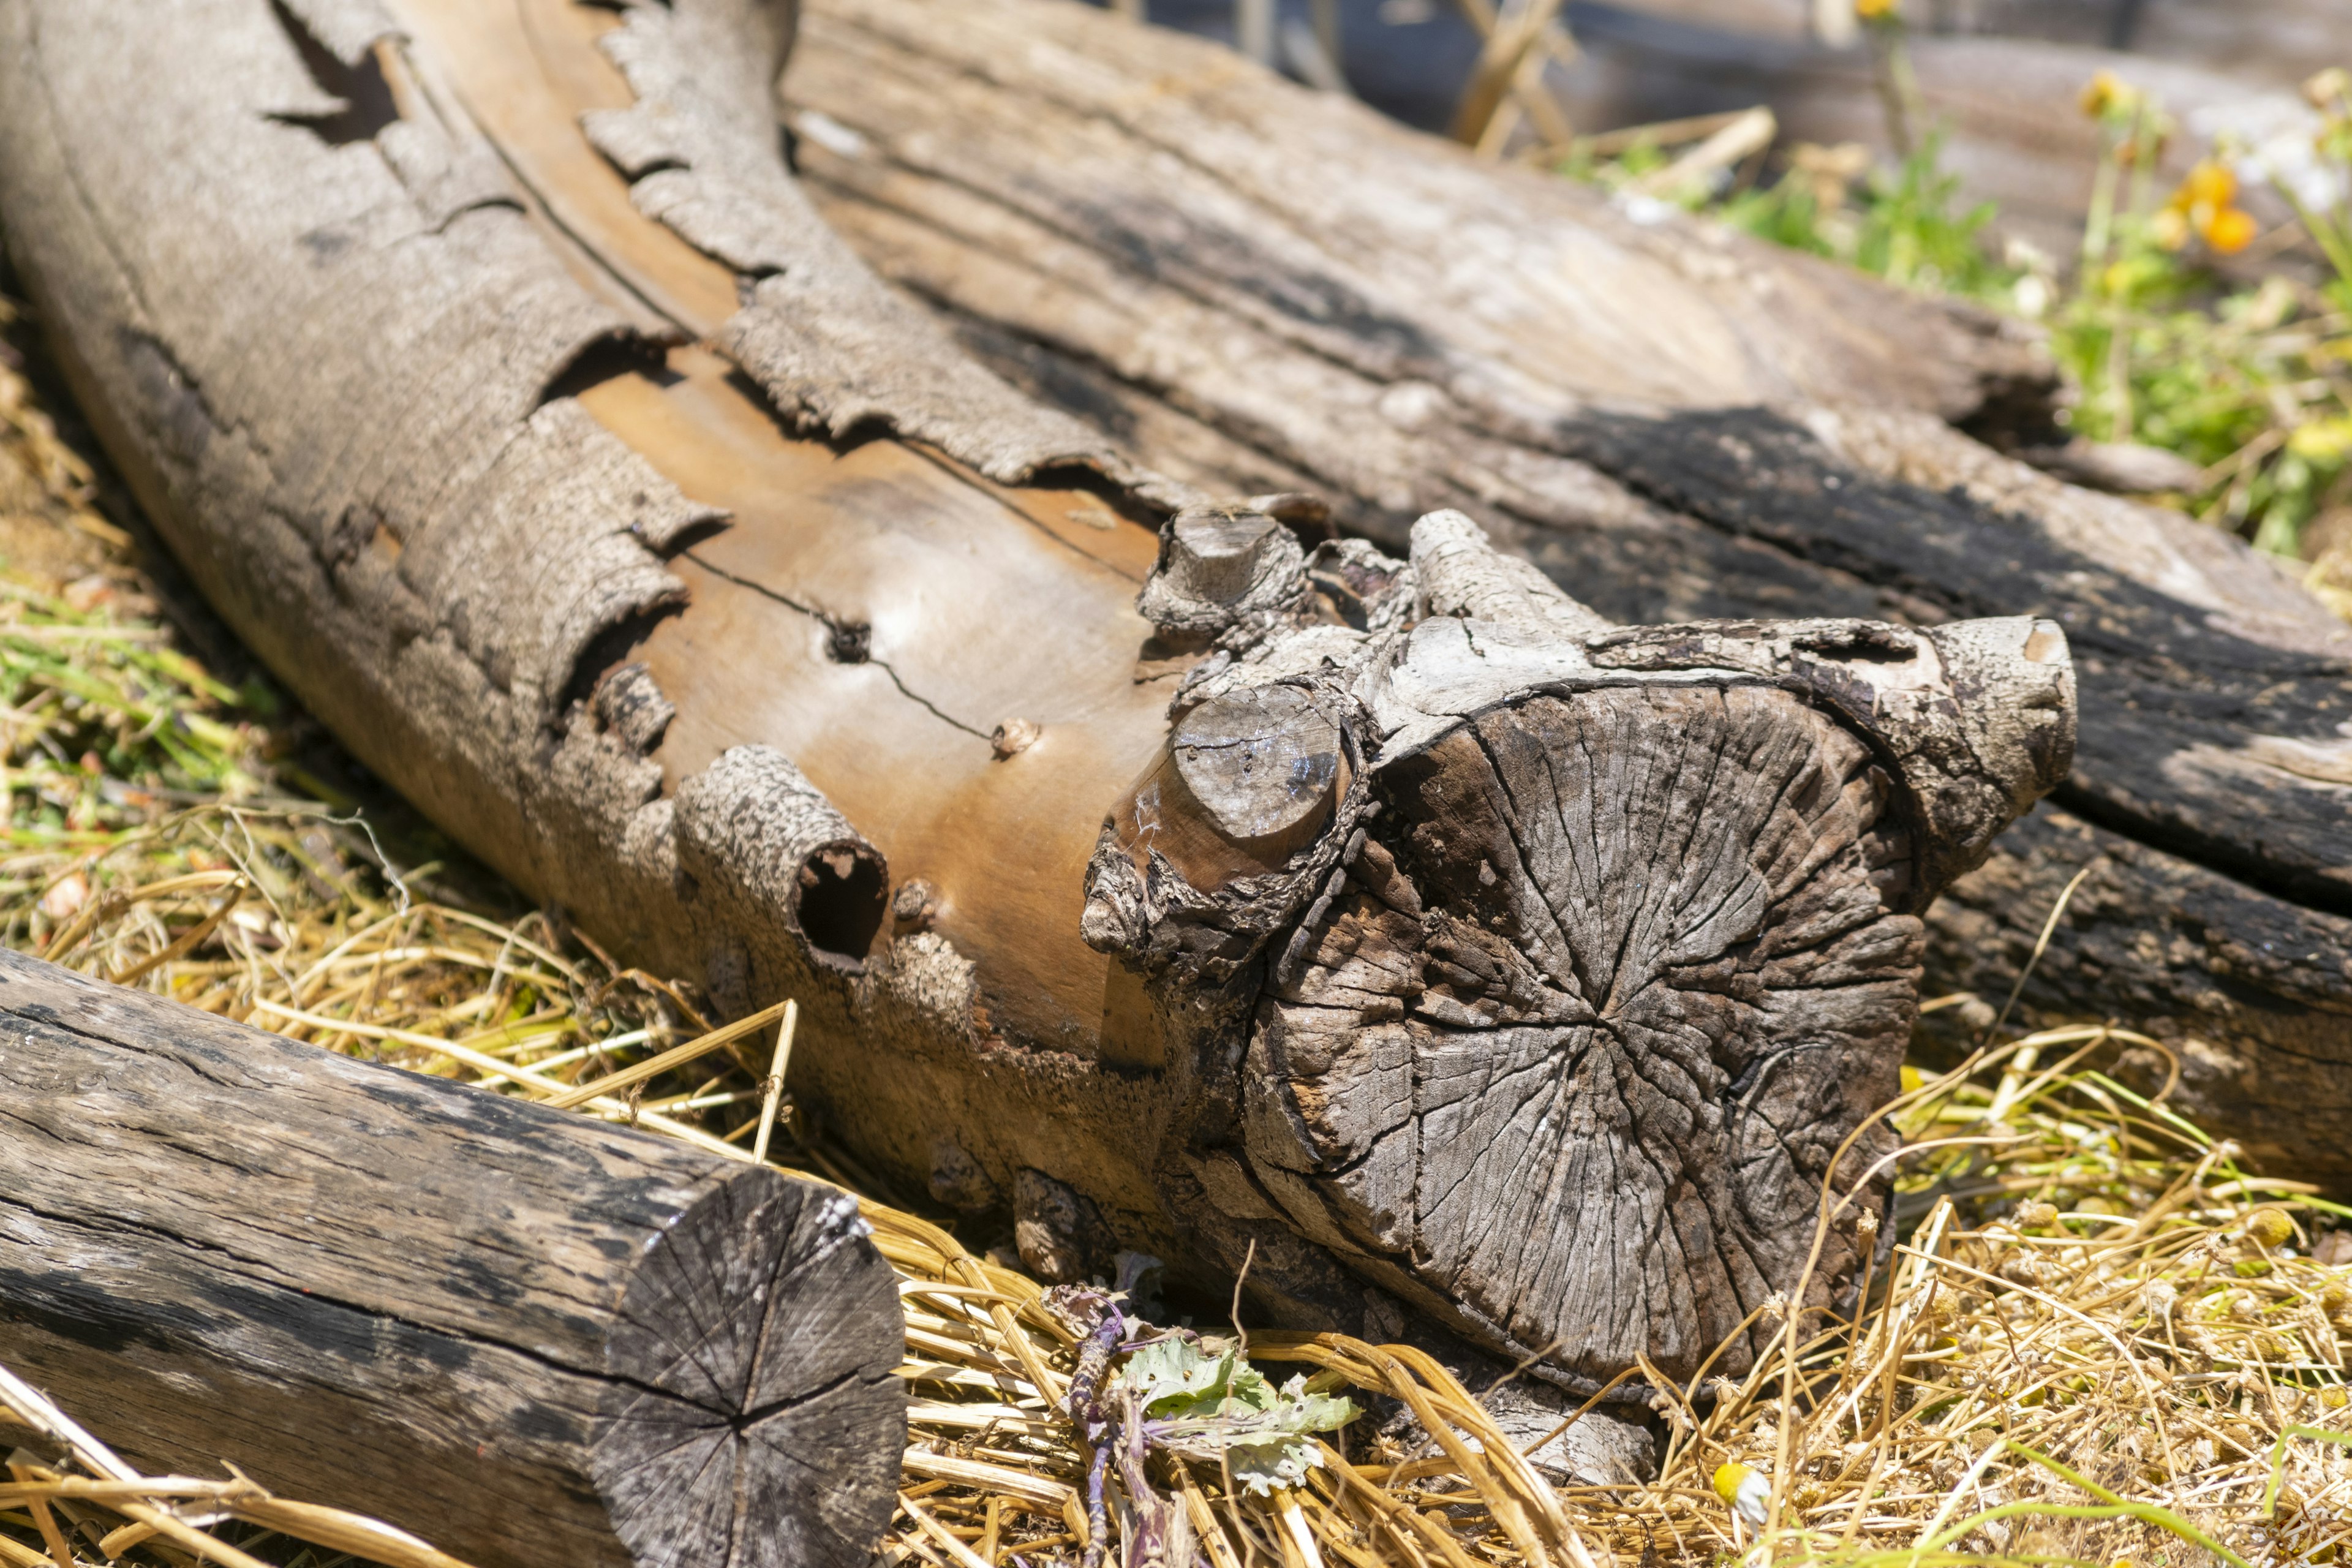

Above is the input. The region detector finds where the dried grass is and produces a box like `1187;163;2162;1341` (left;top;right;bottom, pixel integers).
3;292;2349;1568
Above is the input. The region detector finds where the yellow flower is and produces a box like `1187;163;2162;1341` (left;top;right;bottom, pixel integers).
2178;159;2236;209
2080;70;2137;119
1854;0;1898;15
2202;205;2258;254
2288;416;2352;463
2245;1207;2296;1250
2165;164;2257;254
1714;1463;1770;1527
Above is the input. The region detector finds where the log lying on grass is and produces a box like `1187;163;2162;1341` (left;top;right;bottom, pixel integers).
0;951;904;1568
780;0;2352;1187
0;0;2068;1404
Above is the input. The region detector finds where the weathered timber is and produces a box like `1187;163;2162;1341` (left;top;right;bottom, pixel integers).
0;950;903;1568
0;0;2068;1424
778;0;2352;1186
1079;506;2073;1379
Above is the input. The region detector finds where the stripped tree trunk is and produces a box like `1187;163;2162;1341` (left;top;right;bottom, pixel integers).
778;0;2352;1190
0;951;902;1568
0;0;2069;1417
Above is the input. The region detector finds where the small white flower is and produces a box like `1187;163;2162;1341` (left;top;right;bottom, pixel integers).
1714;1462;1771;1527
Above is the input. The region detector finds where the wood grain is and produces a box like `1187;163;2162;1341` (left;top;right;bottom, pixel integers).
0;950;904;1568
0;0;2070;1414
781;0;2352;1185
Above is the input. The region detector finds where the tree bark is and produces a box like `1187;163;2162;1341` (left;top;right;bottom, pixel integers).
777;0;2352;1189
0;0;2071;1407
0;949;903;1568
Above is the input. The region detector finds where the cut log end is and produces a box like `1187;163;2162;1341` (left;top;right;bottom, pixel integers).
595;1174;905;1568
0;951;907;1568
1248;682;1911;1381
1088;514;2062;1387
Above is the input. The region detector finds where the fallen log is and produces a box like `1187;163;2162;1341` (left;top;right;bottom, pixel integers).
778;0;2352;1188
0;950;904;1568
0;0;2071;1405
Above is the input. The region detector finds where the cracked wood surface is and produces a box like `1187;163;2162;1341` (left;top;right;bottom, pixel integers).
1077;506;2071;1381
1254;687;1917;1382
0;951;902;1568
0;0;2067;1426
781;0;2352;1186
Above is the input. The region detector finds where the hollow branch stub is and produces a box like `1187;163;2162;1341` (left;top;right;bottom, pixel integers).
674;745;888;972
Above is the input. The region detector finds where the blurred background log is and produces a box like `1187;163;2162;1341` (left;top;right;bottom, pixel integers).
1127;0;2338;269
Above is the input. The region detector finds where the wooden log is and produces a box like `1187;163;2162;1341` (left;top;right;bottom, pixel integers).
1079;506;2072;1378
777;0;2352;1189
1571;0;2342;92
0;950;905;1568
0;0;2070;1408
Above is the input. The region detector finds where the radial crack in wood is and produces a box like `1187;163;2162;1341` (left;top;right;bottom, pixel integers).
0;0;2076;1413
1087;511;2073;1382
0;952;904;1568
1250;685;1915;1381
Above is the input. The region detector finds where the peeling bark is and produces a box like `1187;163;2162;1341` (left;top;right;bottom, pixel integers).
0;0;2071;1428
782;0;2352;1188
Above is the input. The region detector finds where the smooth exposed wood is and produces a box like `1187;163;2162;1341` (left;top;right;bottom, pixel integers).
780;0;2352;1186
0;951;903;1568
0;0;2070;1418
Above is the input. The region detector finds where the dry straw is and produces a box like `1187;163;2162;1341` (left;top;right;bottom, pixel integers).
4;292;2350;1568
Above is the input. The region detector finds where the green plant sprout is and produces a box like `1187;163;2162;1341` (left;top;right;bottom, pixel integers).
1558;61;2352;575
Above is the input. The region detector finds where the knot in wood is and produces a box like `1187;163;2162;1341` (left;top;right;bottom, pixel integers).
825;619;870;664
991;716;1041;758
1172;685;1342;850
892;878;938;931
1137;507;1308;636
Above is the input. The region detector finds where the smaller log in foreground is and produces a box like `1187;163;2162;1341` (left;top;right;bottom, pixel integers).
0;952;904;1568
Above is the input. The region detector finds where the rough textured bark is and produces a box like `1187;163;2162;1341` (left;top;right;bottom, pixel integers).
0;0;2070;1419
778;0;2352;1188
0;950;903;1568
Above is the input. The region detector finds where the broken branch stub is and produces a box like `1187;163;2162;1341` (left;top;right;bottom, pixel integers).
0;0;2072;1427
1136;504;1311;639
1088;509;2073;1386
675;745;889;974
